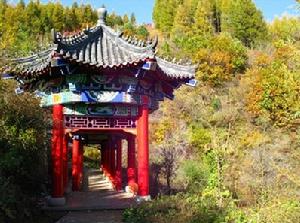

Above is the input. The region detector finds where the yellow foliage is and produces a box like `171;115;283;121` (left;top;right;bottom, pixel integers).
239;130;269;149
244;69;264;117
195;49;232;86
152;119;172;144
244;41;300;126
193;33;247;86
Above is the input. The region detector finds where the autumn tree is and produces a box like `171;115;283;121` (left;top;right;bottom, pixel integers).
153;0;179;35
269;16;300;43
193;0;214;36
222;0;268;47
130;13;136;25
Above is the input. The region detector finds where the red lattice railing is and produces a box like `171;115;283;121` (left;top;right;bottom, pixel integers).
64;115;137;129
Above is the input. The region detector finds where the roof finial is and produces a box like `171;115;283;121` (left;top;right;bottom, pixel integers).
97;6;107;25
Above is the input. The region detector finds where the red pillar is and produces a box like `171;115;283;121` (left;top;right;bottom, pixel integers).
103;142;108;175
79;141;84;187
106;140;111;180
127;134;136;189
102;142;106;174
72;136;81;191
107;140;112;180
109;140;116;183
115;138;122;191
100;143;104;170
62;135;68;190
137;96;150;197
51;104;64;198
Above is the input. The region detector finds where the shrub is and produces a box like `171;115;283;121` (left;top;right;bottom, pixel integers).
194;33;247;86
0;80;48;222
84;146;100;168
245;42;300;126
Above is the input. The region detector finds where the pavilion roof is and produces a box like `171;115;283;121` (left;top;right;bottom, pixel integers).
3;7;195;80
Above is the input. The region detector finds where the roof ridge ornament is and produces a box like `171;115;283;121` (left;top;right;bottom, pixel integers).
97;7;107;26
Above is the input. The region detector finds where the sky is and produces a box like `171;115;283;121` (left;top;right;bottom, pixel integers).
20;0;299;24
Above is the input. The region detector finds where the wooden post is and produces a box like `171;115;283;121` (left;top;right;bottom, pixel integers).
137;96;150;199
79;141;84;188
51;104;64;198
72;136;81;191
115;138;122;191
127;134;136;190
103;142;108;175
100;143;104;170
62;135;68;190
109;139;116;183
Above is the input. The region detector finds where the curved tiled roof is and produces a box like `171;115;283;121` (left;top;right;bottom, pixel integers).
54;25;157;68
9;48;53;76
4;7;195;80
156;57;195;79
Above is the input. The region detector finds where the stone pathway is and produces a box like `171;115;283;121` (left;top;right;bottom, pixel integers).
56;210;124;223
52;169;136;223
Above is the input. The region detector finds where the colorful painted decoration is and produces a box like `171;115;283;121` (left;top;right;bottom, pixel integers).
33;73;176;109
81;91;137;103
41;91;81;107
30;74;171;105
88;106;115;116
64;104;139;117
40;91;140;107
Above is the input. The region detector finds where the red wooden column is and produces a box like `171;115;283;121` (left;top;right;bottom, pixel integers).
115;138;122;191
127;134;136;190
109;139;116;183
100;143;104;170
79;141;84;186
62;135;68;190
137;96;150;199
72;135;81;191
107;140;112;180
51;104;64;199
103;142;108;175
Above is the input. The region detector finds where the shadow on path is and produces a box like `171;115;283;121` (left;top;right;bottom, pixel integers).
48;168;136;211
47;168;136;223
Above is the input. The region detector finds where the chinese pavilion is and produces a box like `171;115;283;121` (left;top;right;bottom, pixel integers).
3;8;195;205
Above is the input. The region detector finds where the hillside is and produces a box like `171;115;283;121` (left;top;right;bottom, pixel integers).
124;0;300;222
0;0;300;222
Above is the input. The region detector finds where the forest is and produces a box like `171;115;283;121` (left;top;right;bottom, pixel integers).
0;0;300;222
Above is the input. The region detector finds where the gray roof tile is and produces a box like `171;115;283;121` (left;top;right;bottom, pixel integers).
5;7;195;80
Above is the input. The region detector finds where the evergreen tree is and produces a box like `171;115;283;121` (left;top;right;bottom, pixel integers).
123;14;129;24
171;0;194;38
0;1;147;55
222;0;268;47
107;12;124;27
136;26;149;40
130;13;136;25
51;2;64;31
81;5;97;28
193;0;213;35
25;0;42;35
153;0;179;35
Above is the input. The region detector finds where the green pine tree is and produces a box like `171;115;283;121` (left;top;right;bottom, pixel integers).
193;0;213;36
222;0;269;47
171;0;194;38
130;13;136;25
153;0;179;35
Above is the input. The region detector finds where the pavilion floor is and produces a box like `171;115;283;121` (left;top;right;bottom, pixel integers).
45;168;136;212
55;210;124;223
